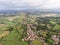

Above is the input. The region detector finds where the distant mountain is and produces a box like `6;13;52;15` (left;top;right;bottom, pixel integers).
0;9;60;15
0;10;20;15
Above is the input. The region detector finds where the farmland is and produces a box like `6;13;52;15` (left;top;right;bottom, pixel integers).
0;13;60;45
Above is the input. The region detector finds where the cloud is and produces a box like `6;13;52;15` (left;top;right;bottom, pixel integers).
0;0;60;10
43;0;60;9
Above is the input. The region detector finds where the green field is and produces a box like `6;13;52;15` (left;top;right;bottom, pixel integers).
0;15;60;45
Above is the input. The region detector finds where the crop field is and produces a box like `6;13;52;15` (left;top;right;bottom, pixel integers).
0;15;60;45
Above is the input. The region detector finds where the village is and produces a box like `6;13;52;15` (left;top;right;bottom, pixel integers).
22;23;60;45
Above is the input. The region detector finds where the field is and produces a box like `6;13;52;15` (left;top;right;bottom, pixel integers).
0;14;60;45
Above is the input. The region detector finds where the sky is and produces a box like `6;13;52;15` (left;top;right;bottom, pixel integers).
0;0;60;10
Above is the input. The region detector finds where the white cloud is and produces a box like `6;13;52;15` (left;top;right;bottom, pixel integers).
0;0;60;10
43;0;60;9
